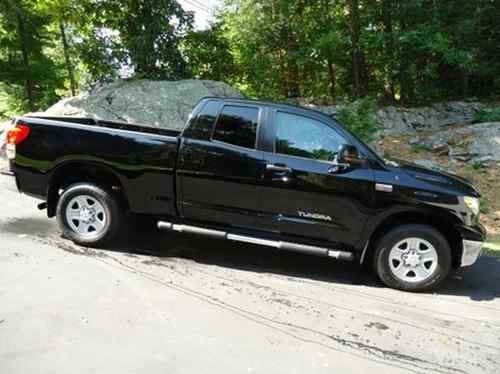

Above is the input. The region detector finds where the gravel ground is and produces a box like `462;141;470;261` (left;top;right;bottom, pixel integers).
1;176;500;374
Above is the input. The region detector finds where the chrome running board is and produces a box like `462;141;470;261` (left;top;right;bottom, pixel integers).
157;221;354;261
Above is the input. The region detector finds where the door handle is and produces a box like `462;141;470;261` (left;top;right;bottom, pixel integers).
266;163;292;173
328;161;350;174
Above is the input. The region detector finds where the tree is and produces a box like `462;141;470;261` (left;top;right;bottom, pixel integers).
182;24;236;82
36;0;88;96
2;0;499;113
0;0;63;111
86;0;194;80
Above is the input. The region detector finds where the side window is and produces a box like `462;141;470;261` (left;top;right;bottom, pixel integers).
275;112;347;161
212;105;259;149
183;101;220;140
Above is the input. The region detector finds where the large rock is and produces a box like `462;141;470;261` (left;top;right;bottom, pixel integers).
413;122;500;163
309;101;485;135
377;102;485;135
41;79;243;130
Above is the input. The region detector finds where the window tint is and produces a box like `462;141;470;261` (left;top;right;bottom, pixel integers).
183;101;220;140
212;105;259;149
275;112;347;161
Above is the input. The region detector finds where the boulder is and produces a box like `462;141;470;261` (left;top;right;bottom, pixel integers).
466;123;500;162
311;101;485;135
412;122;500;163
410;133;450;154
41;79;243;130
376;101;485;135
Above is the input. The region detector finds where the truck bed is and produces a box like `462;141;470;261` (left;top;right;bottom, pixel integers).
25;116;182;138
11;115;181;216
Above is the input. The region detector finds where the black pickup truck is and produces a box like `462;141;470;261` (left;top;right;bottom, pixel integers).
1;97;485;291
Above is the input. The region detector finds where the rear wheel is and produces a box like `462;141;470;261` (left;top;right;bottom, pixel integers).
56;183;121;247
373;224;451;292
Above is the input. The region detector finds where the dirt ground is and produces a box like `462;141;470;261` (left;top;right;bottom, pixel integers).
377;131;500;241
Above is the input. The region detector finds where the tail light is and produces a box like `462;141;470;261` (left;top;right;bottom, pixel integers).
7;122;30;145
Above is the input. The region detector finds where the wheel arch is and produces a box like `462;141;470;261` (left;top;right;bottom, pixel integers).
360;209;463;268
46;161;129;218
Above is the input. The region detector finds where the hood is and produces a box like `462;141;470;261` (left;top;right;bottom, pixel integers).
385;159;479;197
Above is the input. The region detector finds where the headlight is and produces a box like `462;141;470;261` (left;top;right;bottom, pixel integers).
463;196;480;215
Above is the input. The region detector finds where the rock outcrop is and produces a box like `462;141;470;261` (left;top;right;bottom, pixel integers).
36;79;485;136
41;79;243;130
308;101;485;135
12;79;497;165
375;102;485;135
410;122;500;163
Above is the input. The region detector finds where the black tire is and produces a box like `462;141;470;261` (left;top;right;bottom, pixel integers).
373;224;451;292
56;183;121;247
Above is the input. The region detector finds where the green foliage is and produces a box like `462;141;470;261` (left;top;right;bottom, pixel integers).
0;84;8;120
473;108;500;123
218;0;500;105
84;0;193;80
411;144;432;154
472;160;486;170
1;0;500;115
336;98;381;142
182;25;236;82
0;0;64;112
480;198;489;215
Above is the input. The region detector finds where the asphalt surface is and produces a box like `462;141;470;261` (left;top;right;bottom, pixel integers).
1;175;500;374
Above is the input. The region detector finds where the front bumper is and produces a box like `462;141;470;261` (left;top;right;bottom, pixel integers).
461;240;483;267
0;169;19;193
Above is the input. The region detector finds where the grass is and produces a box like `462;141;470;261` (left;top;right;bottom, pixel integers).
410;144;432;153
483;242;500;257
472;160;486;170
479;199;490;214
473;107;500;123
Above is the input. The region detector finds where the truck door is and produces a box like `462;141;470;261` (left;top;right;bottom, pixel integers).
256;108;374;247
177;101;266;229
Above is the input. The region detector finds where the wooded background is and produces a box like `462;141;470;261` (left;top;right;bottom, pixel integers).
0;0;499;117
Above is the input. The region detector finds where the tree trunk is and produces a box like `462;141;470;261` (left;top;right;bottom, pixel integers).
15;6;35;111
59;20;77;96
399;16;414;105
382;0;396;103
327;59;336;102
462;71;469;98
349;0;362;97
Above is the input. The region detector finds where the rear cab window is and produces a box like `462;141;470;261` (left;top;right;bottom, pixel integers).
183;100;221;140
212;105;259;149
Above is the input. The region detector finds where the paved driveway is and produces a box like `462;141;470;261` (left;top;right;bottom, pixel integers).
1;176;499;374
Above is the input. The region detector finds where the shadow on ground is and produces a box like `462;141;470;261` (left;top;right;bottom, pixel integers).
0;217;54;237
109;217;500;301
2;215;499;301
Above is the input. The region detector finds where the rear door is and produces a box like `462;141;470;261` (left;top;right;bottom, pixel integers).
177;101;267;229
256;108;374;247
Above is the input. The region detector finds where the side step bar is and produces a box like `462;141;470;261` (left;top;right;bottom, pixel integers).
157;221;354;261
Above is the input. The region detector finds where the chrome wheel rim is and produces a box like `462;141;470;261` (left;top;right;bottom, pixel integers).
65;195;107;237
388;237;438;283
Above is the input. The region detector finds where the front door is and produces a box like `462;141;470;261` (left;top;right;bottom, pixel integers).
257;109;374;247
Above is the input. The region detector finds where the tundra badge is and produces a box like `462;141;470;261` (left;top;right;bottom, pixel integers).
298;211;333;221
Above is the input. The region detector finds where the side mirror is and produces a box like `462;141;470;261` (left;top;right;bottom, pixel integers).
328;145;368;174
338;144;369;169
339;144;360;164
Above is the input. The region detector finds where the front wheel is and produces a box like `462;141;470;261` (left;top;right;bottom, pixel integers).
373;224;451;292
56;183;121;247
